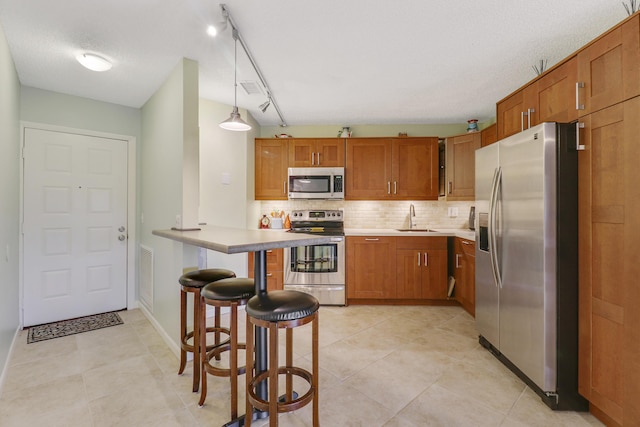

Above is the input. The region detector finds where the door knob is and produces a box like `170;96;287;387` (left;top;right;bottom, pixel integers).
118;226;125;232
118;235;126;241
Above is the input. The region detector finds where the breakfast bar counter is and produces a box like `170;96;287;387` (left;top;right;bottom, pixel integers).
152;225;333;426
152;225;335;254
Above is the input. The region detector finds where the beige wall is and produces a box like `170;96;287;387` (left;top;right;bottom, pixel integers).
140;58;200;351
0;22;21;382
259;122;496;139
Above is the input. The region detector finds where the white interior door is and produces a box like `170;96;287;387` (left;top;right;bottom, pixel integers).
23;128;128;326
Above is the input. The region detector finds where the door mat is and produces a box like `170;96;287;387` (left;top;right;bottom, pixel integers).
27;311;124;344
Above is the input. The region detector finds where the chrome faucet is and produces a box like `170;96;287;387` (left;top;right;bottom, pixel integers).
409;204;416;229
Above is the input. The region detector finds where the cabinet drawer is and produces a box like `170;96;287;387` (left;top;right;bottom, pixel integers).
395;236;447;250
460;239;475;256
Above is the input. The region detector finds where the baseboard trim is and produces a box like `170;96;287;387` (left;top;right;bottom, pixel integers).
0;325;23;399
137;304;181;359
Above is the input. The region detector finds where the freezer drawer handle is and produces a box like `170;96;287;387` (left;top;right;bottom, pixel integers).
576;122;585;151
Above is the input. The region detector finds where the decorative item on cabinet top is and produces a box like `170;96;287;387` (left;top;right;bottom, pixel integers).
275;133;292;138
338;127;352;138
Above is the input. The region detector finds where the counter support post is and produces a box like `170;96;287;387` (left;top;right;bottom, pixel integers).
253;251;268;418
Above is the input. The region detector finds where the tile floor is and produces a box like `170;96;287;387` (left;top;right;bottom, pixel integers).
0;305;604;427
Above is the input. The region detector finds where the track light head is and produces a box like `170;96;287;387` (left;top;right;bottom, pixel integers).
259;99;271;113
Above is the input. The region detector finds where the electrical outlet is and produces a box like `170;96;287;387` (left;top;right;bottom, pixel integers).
175;214;182;229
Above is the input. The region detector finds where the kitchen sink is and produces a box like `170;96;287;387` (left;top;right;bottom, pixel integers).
395;228;437;232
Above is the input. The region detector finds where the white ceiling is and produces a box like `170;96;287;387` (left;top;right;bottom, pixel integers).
0;1;630;128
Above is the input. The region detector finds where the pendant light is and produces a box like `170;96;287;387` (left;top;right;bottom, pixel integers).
220;29;251;132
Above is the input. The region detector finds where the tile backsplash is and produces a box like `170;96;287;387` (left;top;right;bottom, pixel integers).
258;199;474;230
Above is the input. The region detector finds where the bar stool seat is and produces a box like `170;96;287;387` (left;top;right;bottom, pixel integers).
245;290;320;427
198;277;255;416
178;268;236;392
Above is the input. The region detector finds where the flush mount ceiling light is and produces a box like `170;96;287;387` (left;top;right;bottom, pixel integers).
218;4;287;127
76;53;112;72
219;29;251;132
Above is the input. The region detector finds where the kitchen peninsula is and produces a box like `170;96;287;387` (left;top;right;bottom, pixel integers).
152;225;334;426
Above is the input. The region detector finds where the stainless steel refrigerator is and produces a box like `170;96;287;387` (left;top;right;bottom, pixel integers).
475;122;588;411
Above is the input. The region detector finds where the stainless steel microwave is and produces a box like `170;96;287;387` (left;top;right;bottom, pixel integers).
288;167;344;200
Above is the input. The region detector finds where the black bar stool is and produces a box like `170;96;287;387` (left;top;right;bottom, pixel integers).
245;290;320;427
178;268;236;392
198;277;255;418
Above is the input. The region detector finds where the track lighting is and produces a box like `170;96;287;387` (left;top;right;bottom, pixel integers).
259;99;271;113
219;4;287;127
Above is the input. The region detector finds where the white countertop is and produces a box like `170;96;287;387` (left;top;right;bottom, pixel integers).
345;228;475;241
152;225;336;253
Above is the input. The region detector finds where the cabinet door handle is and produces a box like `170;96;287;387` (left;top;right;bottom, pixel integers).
283;181;287;194
448;181;452;194
576;82;585;110
312;152;315;165
387;182;391;194
394;181;397;194
267;250;273;253
455;253;460;268
266;273;273;277
576;122;585;151
521;111;527;131
527;108;535;128
462;241;471;245
417;252;421;266
424;252;428;267
317;152;321;165
364;238;379;241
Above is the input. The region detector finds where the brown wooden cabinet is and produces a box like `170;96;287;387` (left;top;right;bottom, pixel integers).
346;236;396;299
496;83;537;140
452;237;475;316
445;132;481;200
346;235;448;302
255;138;288;200
577;14;640;118
577;96;640;427
248;248;283;291
288;138;345;167
396;236;448;300
480;123;497;147
346;137;438;200
534;57;579;124
497;56;579;140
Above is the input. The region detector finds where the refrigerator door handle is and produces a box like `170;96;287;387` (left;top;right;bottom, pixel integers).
489;166;503;288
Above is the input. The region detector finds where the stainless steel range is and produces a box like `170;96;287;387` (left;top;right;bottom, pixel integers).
284;209;345;305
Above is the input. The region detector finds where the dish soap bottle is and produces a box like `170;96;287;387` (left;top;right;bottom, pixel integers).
284;214;291;229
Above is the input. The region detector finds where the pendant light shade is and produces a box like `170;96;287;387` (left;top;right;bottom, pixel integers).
220;106;251;131
220;31;251;132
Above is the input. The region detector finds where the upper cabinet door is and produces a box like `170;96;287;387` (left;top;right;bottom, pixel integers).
577;14;640;116
481;123;497;147
392;137;439;200
315;138;345;167
255;138;288;200
496;83;537;140
346;138;393;200
534;56;579;124
288;138;345;167
446;132;481;200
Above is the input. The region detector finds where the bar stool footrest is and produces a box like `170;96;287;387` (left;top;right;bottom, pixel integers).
247;367;315;413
